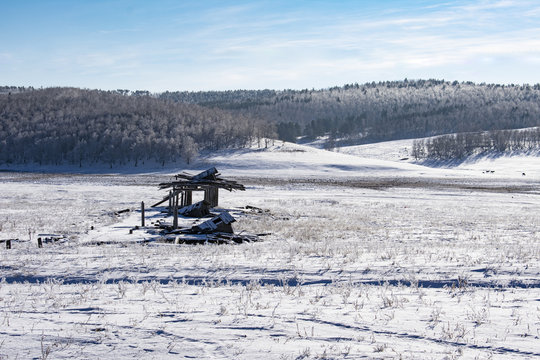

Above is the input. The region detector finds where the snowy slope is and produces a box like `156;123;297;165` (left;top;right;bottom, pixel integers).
1;134;537;181
453;153;540;178
193;139;539;186
199;140;445;179
336;138;415;162
304;138;540;180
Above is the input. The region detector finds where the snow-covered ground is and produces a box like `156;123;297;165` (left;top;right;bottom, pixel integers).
1;141;539;359
200;140;435;179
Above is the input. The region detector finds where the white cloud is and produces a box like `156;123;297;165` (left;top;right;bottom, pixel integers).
6;0;540;90
0;53;14;62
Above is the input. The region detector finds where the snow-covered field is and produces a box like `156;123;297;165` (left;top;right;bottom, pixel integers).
1;142;539;359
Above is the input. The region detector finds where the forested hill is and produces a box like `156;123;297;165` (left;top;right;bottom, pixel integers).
160;80;540;143
0;87;273;167
2;80;540;167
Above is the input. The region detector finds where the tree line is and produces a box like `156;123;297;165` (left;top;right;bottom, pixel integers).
0;87;274;167
2;79;540;166
412;128;540;160
160;79;540;145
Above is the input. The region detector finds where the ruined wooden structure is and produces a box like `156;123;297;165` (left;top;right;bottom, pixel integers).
152;167;245;210
142;168;264;244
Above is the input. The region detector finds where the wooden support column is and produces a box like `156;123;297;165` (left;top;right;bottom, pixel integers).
212;187;219;207
185;191;192;206
6;239;11;250
204;187;219;207
204;188;209;205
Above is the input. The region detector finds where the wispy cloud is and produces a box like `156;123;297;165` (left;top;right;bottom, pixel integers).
2;0;540;90
0;53;14;62
97;28;140;35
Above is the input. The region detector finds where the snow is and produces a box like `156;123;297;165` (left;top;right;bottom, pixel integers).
199;140;447;180
454;154;540;178
336;138;416;163
1;139;539;359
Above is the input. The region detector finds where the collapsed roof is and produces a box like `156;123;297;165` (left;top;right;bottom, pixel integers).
159;167;245;192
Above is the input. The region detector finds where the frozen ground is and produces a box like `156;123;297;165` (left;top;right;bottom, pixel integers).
0;142;539;359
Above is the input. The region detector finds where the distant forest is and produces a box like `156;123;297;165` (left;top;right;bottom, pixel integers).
0;87;273;167
1;79;540;166
160;79;540;144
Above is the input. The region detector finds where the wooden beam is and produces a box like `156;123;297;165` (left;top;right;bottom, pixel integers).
191;167;218;181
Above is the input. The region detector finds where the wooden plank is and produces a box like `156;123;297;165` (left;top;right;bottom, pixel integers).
191;167;218;181
152;193;172;207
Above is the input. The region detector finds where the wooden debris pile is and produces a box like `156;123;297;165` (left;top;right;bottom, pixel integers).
153;210;260;244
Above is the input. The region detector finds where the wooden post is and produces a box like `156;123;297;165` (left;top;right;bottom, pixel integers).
168;190;172;215
173;194;179;229
6;239;11;249
37;238;43;248
141;201;145;227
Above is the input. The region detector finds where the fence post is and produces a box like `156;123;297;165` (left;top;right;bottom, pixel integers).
141;201;145;227
168;191;172;215
173;194;179;229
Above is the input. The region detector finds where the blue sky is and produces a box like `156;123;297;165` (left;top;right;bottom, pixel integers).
1;0;540;91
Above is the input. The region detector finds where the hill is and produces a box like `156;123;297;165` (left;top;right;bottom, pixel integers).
160;80;540;143
2;81;540;169
0;87;272;167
